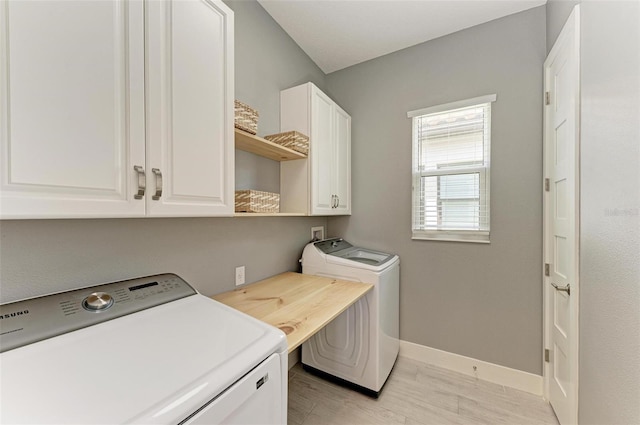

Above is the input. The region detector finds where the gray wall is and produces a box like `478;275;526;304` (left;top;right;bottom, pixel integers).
568;1;640;424
545;0;580;53
229;0;326;193
326;7;547;375
579;2;640;418
0;0;326;303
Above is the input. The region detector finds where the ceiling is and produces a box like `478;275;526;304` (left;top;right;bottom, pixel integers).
257;0;547;74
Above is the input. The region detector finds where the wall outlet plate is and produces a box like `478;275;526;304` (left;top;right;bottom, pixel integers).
311;226;325;241
235;266;245;286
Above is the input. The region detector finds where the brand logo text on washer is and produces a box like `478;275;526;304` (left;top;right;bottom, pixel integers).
0;310;30;320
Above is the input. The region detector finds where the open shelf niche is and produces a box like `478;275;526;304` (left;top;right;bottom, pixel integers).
234;128;308;217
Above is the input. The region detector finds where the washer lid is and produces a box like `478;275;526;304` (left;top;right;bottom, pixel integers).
312;238;397;270
334;248;395;266
0;294;286;425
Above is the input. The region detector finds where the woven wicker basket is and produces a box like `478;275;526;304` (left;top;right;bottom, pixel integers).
235;190;280;213
234;100;259;135
264;131;309;155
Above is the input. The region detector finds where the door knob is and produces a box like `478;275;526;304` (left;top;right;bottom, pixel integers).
551;282;571;296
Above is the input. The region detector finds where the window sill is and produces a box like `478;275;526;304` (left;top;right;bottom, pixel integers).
412;231;490;244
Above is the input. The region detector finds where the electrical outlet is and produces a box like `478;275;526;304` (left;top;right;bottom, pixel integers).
311;226;325;241
235;266;245;286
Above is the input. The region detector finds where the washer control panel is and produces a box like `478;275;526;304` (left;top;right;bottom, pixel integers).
0;273;197;353
314;238;351;254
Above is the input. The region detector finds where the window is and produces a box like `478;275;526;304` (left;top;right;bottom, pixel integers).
408;94;495;243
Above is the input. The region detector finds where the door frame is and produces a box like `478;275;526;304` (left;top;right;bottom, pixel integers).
543;4;580;424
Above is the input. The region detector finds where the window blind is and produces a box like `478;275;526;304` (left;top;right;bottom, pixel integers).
409;96;494;242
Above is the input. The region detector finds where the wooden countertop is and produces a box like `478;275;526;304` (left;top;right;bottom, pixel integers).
212;272;373;353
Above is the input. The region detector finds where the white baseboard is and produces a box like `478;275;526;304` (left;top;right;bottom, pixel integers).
399;340;543;396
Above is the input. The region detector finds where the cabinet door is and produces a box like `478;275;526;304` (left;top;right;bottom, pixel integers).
310;86;335;215
334;105;351;215
146;0;234;217
0;0;145;218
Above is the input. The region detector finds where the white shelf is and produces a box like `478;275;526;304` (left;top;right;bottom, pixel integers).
234;129;306;161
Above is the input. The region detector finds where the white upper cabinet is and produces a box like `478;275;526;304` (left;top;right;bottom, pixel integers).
280;83;351;216
0;0;146;218
310;88;335;214
146;0;234;217
0;0;234;219
333;105;351;214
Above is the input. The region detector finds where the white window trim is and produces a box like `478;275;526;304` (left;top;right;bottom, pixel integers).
407;94;497;118
409;94;496;243
412;229;491;243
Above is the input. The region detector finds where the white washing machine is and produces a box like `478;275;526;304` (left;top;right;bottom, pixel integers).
0;273;288;424
301;238;399;396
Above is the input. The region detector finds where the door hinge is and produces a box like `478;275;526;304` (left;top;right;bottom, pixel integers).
545;178;550;192
545;91;551;105
545;349;550;363
545;263;550;276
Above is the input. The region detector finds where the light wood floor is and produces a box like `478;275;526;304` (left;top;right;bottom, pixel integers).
288;357;559;425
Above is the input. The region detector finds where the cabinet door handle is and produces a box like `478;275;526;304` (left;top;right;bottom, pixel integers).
152;168;163;200
335;195;339;208
331;195;336;208
134;165;146;199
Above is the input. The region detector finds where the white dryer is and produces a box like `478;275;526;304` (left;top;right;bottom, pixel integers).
301;238;399;397
0;274;288;424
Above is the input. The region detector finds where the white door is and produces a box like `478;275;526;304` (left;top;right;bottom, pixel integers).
334;105;351;215
310;86;335;215
0;0;145;218
146;0;234;217
543;6;580;425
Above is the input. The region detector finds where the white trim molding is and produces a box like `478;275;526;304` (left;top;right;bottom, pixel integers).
399;340;543;396
407;94;497;118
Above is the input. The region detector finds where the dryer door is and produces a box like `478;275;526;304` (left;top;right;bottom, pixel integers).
183;353;284;425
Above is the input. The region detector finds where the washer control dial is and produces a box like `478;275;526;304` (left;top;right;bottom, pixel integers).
82;292;114;312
